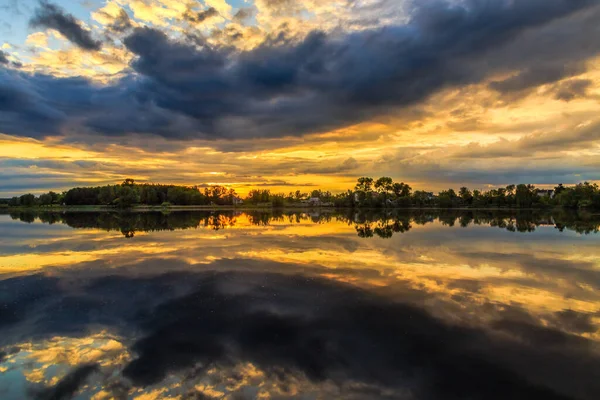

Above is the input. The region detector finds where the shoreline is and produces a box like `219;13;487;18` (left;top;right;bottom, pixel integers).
1;205;592;213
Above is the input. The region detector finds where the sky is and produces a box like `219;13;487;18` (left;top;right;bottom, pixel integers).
1;0;600;196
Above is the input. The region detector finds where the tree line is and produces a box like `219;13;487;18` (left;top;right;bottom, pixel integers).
2;177;600;209
335;177;600;209
3;179;240;208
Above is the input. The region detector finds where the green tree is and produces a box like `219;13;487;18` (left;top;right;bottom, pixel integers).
375;177;393;193
437;189;457;208
505;185;516;206
472;190;484;207
392;182;412;198
355;177;374;193
515;184;535;208
247;190;271;204
38;193;53;206
375;177;394;205
98;186;116;205
115;186;139;208
554;184;566;196
459;187;472;206
146;187;160;205
272;194;285;208
19;194;36;207
412;191;431;207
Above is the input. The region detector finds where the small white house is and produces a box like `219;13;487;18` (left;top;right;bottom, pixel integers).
308;197;322;206
536;189;555;199
232;196;244;206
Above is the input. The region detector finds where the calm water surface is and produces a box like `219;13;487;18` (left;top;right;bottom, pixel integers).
0;210;599;400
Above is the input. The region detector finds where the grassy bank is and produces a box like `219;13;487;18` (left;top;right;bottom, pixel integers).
1;204;336;212
2;205;589;213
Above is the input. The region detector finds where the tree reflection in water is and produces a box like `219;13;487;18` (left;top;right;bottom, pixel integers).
6;209;600;238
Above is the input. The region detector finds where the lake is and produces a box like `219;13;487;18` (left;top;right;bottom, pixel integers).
0;210;599;400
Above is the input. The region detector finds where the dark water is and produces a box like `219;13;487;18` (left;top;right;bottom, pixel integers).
0;210;599;400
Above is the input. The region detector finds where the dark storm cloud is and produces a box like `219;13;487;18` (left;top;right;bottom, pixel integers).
35;364;99;400
553;79;594;101
0;69;96;137
3;0;600;141
489;64;586;94
491;319;592;350
550;310;597;335
29;1;101;51
2;269;599;399
0;51;8;64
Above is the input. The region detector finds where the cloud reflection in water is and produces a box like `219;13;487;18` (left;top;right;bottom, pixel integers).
0;210;599;399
